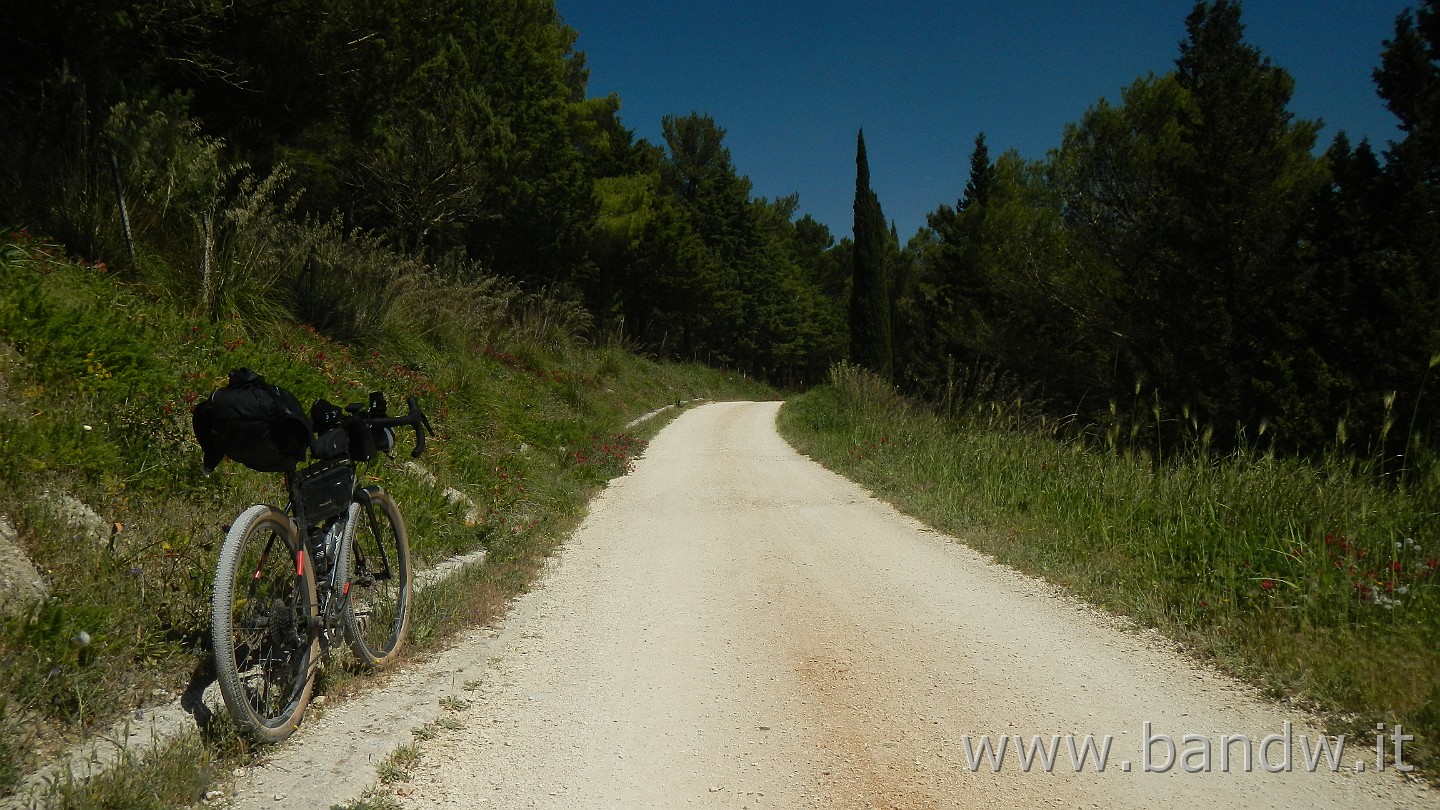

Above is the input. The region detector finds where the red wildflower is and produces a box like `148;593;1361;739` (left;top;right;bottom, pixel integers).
1260;579;1275;590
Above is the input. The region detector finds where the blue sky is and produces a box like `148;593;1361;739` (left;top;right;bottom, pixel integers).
556;1;1413;241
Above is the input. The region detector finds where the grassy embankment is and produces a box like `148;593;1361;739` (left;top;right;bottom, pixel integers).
0;229;773;807
779;362;1439;774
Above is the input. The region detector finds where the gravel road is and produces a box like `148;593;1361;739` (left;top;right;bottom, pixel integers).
231;400;1435;809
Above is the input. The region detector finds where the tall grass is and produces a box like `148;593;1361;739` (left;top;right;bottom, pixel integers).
780;362;1440;772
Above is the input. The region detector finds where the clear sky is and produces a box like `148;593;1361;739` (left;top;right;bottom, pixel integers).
555;1;1414;241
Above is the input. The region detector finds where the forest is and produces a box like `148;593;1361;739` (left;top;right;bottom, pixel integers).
2;0;1437;463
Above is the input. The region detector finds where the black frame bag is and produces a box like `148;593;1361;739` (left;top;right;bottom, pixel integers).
192;369;313;473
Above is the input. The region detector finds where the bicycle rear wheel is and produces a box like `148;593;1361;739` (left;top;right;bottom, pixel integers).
211;504;319;743
342;487;412;667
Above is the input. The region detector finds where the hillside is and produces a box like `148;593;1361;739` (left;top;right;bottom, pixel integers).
0;231;773;804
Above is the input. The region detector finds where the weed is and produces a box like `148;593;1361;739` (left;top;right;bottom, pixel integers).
332;789;403;810
26;730;219;809
376;743;422;784
438;694;471;712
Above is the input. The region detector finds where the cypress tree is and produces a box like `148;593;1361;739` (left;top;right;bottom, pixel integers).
850;129;893;378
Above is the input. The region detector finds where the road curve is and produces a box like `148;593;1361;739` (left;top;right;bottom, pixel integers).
395;400;1431;809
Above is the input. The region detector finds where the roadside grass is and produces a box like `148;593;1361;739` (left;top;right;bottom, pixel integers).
0;229;773;806
778;362;1440;774
19;731;224;810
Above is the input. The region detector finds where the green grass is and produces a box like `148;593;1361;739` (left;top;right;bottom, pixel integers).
15;725;242;810
778;362;1440;774
0;228;774;805
375;743;422;784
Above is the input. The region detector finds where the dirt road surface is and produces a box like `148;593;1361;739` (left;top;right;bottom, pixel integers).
230;400;1435;809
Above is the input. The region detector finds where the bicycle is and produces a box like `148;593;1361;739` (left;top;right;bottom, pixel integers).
208;391;432;742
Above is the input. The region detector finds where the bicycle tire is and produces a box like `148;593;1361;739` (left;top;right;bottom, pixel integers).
342;487;412;667
211;504;319;743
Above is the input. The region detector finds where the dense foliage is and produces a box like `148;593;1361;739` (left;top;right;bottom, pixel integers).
895;0;1440;465
1;0;1435;457
0;0;846;386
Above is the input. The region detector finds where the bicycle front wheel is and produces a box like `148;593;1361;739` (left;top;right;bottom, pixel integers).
211;504;319;743
342;487;412;667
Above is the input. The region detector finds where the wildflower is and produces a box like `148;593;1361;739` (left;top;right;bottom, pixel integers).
1260;579;1275;591
1391;561;1404;572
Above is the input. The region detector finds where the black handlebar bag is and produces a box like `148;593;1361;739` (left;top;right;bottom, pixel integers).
192;369;313;473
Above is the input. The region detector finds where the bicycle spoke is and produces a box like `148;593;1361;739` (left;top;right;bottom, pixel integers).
342;490;411;667
212;506;317;742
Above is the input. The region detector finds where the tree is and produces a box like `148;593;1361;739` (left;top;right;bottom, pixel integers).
1163;0;1326;443
913;133;998;382
660;112;754;264
1304;134;1394;441
850;130;893;379
1376;0;1440;187
1369;0;1440;454
1047;2;1325;447
962;133;995;210
353;38;510;259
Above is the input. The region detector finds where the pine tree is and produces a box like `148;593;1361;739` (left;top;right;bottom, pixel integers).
850;130;893;379
961;133;994;210
1371;0;1440;452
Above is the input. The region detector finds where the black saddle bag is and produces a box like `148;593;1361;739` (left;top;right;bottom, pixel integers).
192;368;313;473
